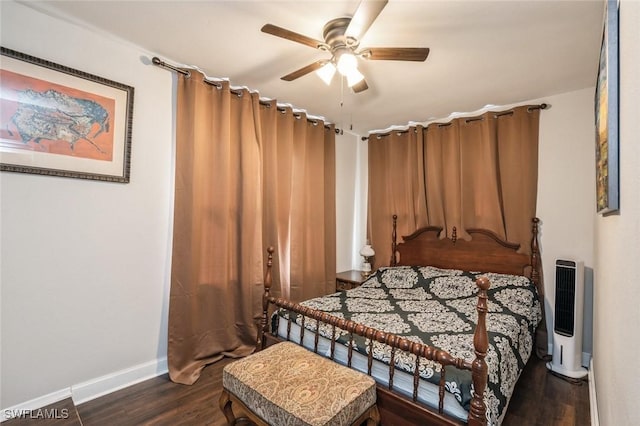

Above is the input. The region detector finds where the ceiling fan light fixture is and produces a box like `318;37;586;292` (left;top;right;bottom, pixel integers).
261;0;429;95
346;68;365;87
336;52;358;76
316;62;336;85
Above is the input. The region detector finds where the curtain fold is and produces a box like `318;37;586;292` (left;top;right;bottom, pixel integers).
367;128;428;268
169;73;336;385
424;121;463;238
294;116;336;301
260;101;291;300
496;107;540;253
169;77;263;385
263;109;336;303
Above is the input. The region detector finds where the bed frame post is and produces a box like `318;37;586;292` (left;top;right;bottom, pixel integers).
530;217;540;291
257;246;274;351
468;276;490;426
391;214;398;266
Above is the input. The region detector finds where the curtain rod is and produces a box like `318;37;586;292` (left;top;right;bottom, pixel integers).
152;57;340;134
361;103;549;141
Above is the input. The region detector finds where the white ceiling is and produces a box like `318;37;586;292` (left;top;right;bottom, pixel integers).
27;0;604;135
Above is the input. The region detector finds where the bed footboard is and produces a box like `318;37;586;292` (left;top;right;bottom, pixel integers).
257;247;489;426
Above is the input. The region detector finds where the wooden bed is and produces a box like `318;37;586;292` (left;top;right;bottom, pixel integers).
257;216;542;426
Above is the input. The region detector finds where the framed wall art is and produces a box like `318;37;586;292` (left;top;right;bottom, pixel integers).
595;0;619;214
0;47;134;183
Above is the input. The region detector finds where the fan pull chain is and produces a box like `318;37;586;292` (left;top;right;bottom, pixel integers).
338;76;345;135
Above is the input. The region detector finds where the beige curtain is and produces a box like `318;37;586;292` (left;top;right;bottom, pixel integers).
369;105;539;263
260;103;336;302
422;105;540;252
168;73;336;385
367;127;428;268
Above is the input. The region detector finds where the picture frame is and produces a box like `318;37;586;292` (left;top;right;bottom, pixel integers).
595;0;619;214
0;47;134;183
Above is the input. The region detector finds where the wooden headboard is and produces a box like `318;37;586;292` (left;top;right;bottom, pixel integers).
390;215;541;290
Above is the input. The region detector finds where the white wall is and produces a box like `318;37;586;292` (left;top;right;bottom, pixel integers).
335;132;358;272
536;88;596;359
593;1;640;425
335;132;368;273
1;1;174;410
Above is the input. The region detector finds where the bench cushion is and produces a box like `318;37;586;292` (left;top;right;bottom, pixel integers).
223;341;377;426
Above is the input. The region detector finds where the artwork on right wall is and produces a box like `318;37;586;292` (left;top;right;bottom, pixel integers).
595;0;619;214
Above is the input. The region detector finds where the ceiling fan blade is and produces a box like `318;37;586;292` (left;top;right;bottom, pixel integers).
362;47;430;61
351;79;369;93
281;61;326;81
262;24;326;50
345;0;388;40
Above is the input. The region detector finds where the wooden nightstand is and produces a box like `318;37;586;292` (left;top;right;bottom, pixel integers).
336;270;368;292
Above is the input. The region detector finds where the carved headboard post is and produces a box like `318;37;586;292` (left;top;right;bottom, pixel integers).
530;218;541;292
390;214;398;266
257;246;274;350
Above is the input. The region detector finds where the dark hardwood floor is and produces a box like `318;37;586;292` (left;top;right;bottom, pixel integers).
5;356;588;425
502;357;590;426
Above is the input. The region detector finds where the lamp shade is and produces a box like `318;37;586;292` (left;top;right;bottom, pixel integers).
316;62;336;85
345;68;365;87
360;244;375;257
336;52;358;76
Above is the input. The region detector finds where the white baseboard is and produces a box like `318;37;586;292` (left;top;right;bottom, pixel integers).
589;358;599;426
1;388;71;422
1;357;168;422
72;357;168;405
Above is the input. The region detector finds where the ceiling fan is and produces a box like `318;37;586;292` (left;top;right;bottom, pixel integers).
261;0;429;93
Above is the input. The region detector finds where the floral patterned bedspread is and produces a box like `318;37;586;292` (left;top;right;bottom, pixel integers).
274;265;542;425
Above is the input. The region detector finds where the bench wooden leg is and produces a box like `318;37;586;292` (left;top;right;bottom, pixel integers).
219;389;266;426
218;389;236;425
366;405;381;426
351;404;380;426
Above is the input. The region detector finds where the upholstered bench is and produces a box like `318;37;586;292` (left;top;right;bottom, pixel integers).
219;341;380;426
